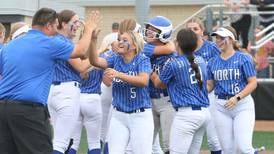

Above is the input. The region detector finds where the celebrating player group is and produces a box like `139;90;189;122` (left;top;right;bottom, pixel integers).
0;6;260;154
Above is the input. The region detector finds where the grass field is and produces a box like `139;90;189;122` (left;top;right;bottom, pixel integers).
77;130;274;154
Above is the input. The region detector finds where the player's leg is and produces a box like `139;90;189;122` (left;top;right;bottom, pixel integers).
206;92;222;154
170;107;209;153
234;95;256;153
169;110;193;153
130;109;154;154
68;103;84;154
81;93;102;154
159;97;175;153
153;134;163;154
47;85;57;126
102;106;112;154
188;108;211;154
100;84;112;154
50;83;81;153
214;99;235;154
151;98;163;154
107;109;129;154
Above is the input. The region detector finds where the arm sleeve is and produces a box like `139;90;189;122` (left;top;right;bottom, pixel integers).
50;36;74;61
105;53;117;68
0;48;3;75
142;43;156;58
159;59;173;85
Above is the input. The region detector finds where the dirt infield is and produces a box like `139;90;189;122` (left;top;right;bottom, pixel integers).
254;120;274;132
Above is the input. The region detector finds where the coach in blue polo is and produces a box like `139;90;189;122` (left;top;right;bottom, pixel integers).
0;8;100;154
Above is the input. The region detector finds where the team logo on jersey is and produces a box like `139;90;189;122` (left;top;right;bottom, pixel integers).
213;69;240;80
152;64;161;74
113;71;138;83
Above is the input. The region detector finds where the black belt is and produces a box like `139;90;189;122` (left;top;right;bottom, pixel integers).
175;106;202;111
217;95;234;100
52;81;80;88
114;107;146;114
0;100;44;107
150;91;168;98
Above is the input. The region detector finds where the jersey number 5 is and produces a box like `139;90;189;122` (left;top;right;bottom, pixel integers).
189;67;203;84
130;87;136;99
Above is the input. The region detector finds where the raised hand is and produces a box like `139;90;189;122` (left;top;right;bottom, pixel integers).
85;11;101;33
92;28;101;40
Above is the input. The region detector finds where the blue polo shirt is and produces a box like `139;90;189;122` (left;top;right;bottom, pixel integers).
0;46;3;75
0;29;73;105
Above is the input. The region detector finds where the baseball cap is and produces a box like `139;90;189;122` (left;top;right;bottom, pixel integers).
211;27;235;41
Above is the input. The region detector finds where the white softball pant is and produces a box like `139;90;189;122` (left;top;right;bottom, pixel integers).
170;107;210;154
152;96;175;153
206;91;222;151
70;93;102;151
107;108;154;154
47;81;80;153
100;84;112;143
214;94;256;154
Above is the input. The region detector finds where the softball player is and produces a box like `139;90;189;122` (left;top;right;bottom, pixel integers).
89;29;154;154
151;28;211;154
47;10;100;154
143;16;176;154
100;19;140;154
208;26;257;154
68;67;103;154
100;50;117;154
186;17;222;154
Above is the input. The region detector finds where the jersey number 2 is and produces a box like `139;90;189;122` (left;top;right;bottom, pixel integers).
189;67;202;84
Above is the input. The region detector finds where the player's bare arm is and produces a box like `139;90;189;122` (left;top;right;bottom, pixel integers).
68;58;92;73
102;73;112;87
153;41;175;55
71;11;101;58
237;76;257;99
89;28;109;69
104;68;149;87
207;80;215;93
150;72;166;89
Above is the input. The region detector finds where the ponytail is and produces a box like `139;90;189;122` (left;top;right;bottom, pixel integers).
187;54;203;89
176;28;203;89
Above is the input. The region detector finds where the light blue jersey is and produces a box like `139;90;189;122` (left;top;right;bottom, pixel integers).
160;55;209;108
194;40;220;62
0;47;3;75
106;53;152;112
0;30;73;104
52;34;80;83
207;51;256;97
